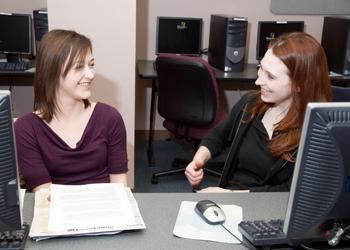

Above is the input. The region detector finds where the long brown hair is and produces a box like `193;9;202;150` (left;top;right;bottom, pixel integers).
34;29;92;122
249;32;332;161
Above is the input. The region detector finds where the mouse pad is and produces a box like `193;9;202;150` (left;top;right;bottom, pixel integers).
173;201;242;244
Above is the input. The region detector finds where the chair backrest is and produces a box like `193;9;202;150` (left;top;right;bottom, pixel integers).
155;54;220;127
332;85;350;102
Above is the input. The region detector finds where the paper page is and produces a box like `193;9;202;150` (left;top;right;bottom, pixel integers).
29;185;145;241
29;189;52;240
19;188;26;225
48;183;135;231
124;188;146;228
29;189;123;241
173;201;243;244
20;188;25;209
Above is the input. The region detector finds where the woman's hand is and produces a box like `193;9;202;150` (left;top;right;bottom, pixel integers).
196;187;232;193
32;182;52;202
185;146;211;187
197;187;250;193
110;173;128;186
185;159;204;187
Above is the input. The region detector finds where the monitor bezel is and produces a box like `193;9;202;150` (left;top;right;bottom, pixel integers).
0;13;33;57
155;16;203;56
283;102;350;242
0;90;23;231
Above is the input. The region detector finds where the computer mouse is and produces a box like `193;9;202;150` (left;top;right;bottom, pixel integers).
195;200;226;225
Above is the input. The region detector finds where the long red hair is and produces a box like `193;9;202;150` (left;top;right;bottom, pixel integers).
248;32;332;161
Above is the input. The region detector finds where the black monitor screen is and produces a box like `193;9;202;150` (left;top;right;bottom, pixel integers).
0;13;32;56
256;21;304;60
156;16;202;56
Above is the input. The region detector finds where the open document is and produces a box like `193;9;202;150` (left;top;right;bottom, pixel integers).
29;183;146;241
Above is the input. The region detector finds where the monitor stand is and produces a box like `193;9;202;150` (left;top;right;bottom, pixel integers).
6;53;21;63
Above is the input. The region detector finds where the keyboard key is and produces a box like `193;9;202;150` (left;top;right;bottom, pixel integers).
11;241;21;248
0;241;8;248
0;223;29;250
0;62;32;72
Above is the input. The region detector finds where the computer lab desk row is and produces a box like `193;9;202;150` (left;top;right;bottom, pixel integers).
22;192;350;250
23;192;286;250
136;59;350;166
0;71;34;86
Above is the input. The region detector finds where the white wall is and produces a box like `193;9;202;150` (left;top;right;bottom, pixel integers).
135;0;335;131
3;0;137;188
47;0;136;187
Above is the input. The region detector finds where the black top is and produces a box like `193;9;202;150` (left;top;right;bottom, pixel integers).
201;92;294;192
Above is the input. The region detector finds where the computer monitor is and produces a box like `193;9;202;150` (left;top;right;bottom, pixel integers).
156;16;202;56
0;13;33;62
0;90;22;231
256;21;304;60
283;102;350;246
33;9;48;53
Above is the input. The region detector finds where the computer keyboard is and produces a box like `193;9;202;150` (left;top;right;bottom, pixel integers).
0;224;29;250
0;62;32;72
238;219;287;246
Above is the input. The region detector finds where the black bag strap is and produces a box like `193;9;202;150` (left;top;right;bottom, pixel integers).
217;94;297;188
218;102;252;187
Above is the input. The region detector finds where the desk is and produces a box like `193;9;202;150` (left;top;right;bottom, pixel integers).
137;60;259;165
22;192;350;250
0;71;34;86
137;59;259;82
23;192;287;250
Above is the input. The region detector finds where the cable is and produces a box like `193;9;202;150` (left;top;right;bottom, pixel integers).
9;76;14;92
326;220;350;246
300;222;350;250
343;223;350;232
300;243;319;250
221;224;258;250
328;227;345;246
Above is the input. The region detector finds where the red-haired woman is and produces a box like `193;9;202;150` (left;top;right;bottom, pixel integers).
185;32;332;192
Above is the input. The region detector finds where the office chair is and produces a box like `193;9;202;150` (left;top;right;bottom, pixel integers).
332;85;350;102
151;54;226;184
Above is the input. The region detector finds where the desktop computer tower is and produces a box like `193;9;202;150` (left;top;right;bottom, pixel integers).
208;15;248;72
33;8;48;52
321;16;350;75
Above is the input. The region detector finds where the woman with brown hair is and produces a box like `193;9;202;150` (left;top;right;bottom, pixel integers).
14;29;128;192
185;32;332;192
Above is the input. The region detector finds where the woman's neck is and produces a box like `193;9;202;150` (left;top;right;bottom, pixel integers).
274;98;292;117
270;104;289;121
262;102;291;139
55;97;87;121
